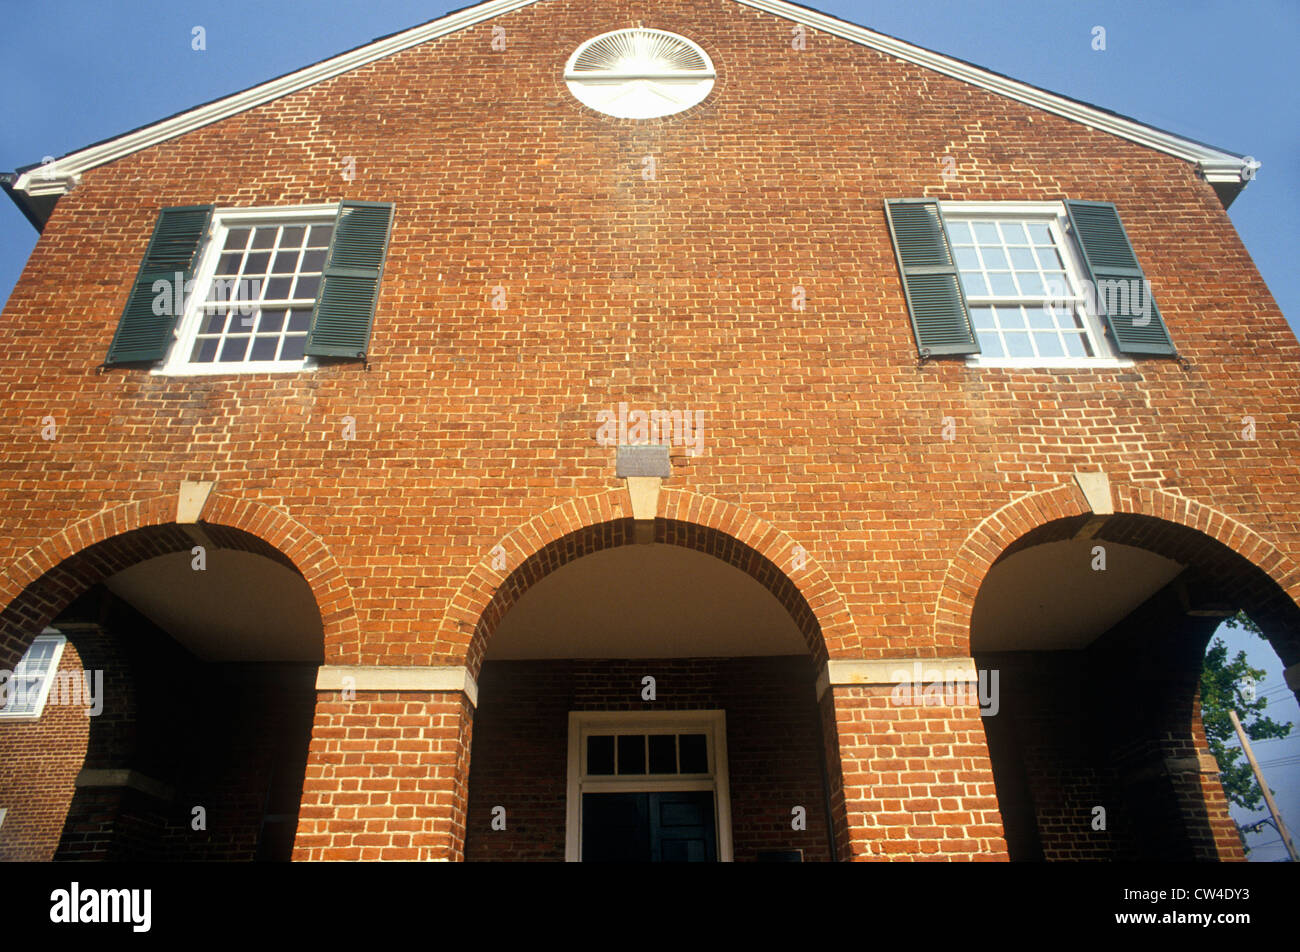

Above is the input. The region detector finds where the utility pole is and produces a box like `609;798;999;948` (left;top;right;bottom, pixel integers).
1229;708;1298;861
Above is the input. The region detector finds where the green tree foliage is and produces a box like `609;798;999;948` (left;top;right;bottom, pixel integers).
1199;612;1292;853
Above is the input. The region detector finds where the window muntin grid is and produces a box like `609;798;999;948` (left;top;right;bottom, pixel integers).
946;215;1110;362
584;731;710;777
185;219;333;368
0;634;64;718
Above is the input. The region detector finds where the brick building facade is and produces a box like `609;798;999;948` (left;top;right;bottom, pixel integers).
1;0;1297;862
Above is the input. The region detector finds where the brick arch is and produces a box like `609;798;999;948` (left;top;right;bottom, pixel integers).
935;481;1300;665
0;494;358;671
437;488;858;675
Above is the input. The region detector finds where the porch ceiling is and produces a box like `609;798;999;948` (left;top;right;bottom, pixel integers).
972;538;1184;652
488;544;807;660
103;550;324;662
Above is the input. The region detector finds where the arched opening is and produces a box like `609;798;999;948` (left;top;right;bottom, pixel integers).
970;512;1300;861
462;518;843;862
0;522;324;861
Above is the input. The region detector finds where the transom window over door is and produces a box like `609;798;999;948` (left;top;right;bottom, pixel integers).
566;711;733;862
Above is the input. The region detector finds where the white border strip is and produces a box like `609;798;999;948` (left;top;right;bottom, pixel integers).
11;0;1253;200
12;0;544;194
733;0;1254;179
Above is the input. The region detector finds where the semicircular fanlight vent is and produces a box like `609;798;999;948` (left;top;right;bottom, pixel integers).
571;28;710;73
564;28;716;119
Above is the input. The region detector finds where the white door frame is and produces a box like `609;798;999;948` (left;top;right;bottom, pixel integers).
565;710;734;862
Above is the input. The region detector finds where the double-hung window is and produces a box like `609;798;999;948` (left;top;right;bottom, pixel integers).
885;198;1176;366
104;201;395;374
165;208;337;374
0;631;67;720
944;203;1117;366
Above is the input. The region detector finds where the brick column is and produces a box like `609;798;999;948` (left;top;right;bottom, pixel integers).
294;666;477;861
820;659;1009;861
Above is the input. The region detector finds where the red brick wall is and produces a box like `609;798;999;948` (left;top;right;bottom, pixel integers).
830;686;1008;860
463;657;833;861
0;640;89;860
0;0;1296;860
295;691;473;861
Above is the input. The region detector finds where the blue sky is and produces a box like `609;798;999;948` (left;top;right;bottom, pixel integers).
1;1;1297;859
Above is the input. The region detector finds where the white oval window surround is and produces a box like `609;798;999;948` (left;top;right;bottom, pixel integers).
565;28;716;119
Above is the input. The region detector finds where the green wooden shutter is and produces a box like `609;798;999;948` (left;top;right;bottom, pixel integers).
884;199;979;356
1065;200;1175;356
105;205;213;364
305;201;394;358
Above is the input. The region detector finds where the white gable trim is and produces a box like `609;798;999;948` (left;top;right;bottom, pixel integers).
734;0;1256;186
11;0;543;196
10;0;1256;204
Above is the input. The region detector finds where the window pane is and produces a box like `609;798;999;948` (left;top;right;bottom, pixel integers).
301;249;327;273
216;253;242;276
308;225;334;247
293;275;321;299
265;277;294;299
987;272;1016;296
1009;247;1037;269
280;226;306;247
1004;332;1032;358
224;228;251;250
996;306;1025;329
287;310;311;332
1027;305;1055;330
960;273;987;296
1036;246;1063;269
970;306;996;330
202;311;227;334
1000;222;1027;244
679;734;708;774
250;337;279;361
945;221;971;243
259;309;286;333
220;337;250;362
980;248;1008;270
954;247;980;270
191;338;219;362
977;331;1004;358
1062;333;1091;358
280;335;307;361
1027;222;1052;244
973;222;999;243
1053;306;1084;330
272;251;300;274
251;228;277;250
587;735;615;775
649;734;677;774
1035;333;1064;357
1017;272;1045;296
244;252;271;274
618;734;646;775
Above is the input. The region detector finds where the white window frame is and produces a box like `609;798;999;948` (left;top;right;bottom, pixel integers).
0;629;67;721
152;203;340;377
940;201;1135;370
565;710;733;862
